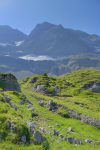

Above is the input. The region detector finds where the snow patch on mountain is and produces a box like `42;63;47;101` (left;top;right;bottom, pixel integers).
0;43;11;46
15;41;24;46
19;55;55;61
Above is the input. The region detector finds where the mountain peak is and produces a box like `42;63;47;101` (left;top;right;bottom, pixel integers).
29;22;64;37
0;25;27;43
35;22;64;30
34;22;56;31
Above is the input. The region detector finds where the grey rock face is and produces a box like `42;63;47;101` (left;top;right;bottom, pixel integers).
39;127;46;134
20;100;26;105
65;137;82;145
68;110;100;127
4;95;17;110
38;99;45;107
33;85;60;96
80;114;100;127
47;100;58;112
6;121;15;132
27;104;34;111
0;73;21;92
53;130;59;136
34;131;44;144
33;85;46;94
21;135;27;143
67;127;74;133
85;139;92;143
89;82;100;93
27;121;36;133
81;82;100;93
68;110;80;119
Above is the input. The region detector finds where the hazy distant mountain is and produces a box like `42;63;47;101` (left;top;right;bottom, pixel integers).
0;22;100;78
0;25;27;43
0;53;100;79
0;25;27;57
0;22;100;57
19;22;100;56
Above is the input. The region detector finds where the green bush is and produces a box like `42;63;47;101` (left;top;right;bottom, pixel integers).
13;124;30;143
57;107;70;118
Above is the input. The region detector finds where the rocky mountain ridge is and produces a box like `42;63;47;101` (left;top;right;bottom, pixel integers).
0;22;100;79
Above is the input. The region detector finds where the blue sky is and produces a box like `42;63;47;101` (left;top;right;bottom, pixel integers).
0;0;100;35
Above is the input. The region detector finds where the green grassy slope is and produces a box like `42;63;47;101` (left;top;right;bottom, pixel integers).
0;69;100;150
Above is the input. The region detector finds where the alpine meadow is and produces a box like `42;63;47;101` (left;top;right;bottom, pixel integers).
0;0;100;150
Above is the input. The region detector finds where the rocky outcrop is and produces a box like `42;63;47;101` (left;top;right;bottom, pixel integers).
65;137;82;145
85;139;92;143
80;114;100;127
21;135;27;143
33;131;49;149
50;104;100;127
0;73;20;92
33;85;46;94
4;95;18;110
53;130;59;136
34;131;46;144
33;85;60;96
47;100;58;112
38;99;45;107
81;82;100;93
68;110;100;127
6;121;15;132
26;121;36;133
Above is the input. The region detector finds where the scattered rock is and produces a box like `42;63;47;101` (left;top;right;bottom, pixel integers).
38;99;45;107
19;94;33;106
59;134;64;139
67;127;74;133
47;100;58;112
10;102;18;110
68;110;80;119
68;110;100;127
34;131;44;144
39;127;46;134
44;140;49;150
80;114;100;127
33;84;60;96
6;121;15;132
21;135;27;143
65;137;82;145
33;85;46;94
85;139;92;143
30;77;38;83
81;82;100;93
27;121;36;133
20;100;26;105
4;95;18;110
53;130;59;136
53;86;60;96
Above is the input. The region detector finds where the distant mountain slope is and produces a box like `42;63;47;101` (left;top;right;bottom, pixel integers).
0;22;100;57
0;25;27;57
19;22;100;56
0;53;100;79
0;22;100;78
0;25;27;43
